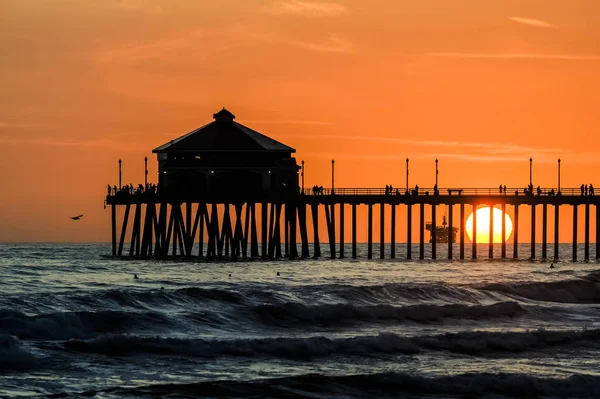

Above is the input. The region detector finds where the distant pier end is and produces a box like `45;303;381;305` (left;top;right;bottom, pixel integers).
106;109;600;262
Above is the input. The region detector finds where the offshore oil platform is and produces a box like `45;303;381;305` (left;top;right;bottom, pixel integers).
426;215;459;243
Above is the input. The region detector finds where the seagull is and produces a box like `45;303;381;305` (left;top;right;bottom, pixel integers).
70;214;83;220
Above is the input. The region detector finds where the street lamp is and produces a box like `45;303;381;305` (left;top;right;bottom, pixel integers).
529;157;533;188
406;158;409;192
558;158;561;193
435;158;439;188
144;156;148;187
301;160;305;193
331;159;335;194
118;159;122;189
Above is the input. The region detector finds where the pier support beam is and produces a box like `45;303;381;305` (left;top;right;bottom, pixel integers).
420;203;425;260
489;204;493;259
391;204;396;259
513;205;519;259
471;204;477;259
368;204;373;259
448;204;453;260
261;203;268;258
431;204;437;260
380;203;385;259
554;205;559;261
585;203;590;261
501;204;506;259
542;204;547;260
531;204;536;260
459;204;465;260
298;204;309;258
339;204;345;258
573;205;578;262
407;204;412;260
111;205;117;256
352;204;357;259
311;204;321;258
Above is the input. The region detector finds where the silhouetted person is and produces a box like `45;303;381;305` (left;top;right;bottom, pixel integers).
499;185;502;194
550;189;555;196
395;188;400;195
503;185;507;194
107;185;111;195
590;184;595;196
134;274;139;279
434;184;438;195
113;185;117;195
414;184;419;196
537;186;541;196
581;184;585;196
585;184;588;196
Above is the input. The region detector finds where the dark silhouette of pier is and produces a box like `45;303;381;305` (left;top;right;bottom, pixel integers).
106;109;600;262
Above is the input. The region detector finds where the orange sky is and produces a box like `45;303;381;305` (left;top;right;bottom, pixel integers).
1;0;600;242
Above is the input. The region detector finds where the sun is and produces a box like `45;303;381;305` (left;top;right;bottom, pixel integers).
465;207;513;243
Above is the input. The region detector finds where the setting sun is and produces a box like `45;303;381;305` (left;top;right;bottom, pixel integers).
465;207;513;243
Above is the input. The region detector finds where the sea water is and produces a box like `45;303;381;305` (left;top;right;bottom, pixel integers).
1;243;600;398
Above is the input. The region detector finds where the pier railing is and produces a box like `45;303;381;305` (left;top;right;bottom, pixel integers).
301;187;588;196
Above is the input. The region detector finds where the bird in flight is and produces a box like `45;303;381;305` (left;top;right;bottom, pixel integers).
70;215;84;220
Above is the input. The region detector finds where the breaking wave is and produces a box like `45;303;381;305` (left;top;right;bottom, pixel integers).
64;327;600;359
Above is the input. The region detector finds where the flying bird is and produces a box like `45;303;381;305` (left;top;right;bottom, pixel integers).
70;214;84;220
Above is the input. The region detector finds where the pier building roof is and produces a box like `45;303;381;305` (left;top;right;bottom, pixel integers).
152;108;295;154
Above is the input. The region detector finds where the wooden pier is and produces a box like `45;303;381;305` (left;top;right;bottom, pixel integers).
107;187;600;261
106;108;600;262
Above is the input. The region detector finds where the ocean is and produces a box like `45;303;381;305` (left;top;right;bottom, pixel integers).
1;243;600;398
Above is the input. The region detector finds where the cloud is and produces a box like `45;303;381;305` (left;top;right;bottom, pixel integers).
289;134;569;163
268;0;346;17
509;17;557;28
427;52;600;61
0;121;43;129
244;120;336;126
0;132;147;151
118;0;163;13
293;34;354;53
95;29;207;64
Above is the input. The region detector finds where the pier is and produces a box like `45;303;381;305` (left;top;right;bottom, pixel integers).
106;109;600;261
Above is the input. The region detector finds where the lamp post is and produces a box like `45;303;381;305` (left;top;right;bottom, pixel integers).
301;160;305;193
435;158;439;188
406;158;409;192
331;159;335;194
118;159;122;189
558;158;561;193
529;157;533;188
144;156;148;187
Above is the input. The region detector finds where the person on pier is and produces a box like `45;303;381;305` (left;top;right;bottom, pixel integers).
581;184;585;196
590;184;595;196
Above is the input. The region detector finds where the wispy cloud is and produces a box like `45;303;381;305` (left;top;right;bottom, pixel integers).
244;120;336;126
293;34;354;53
427;52;600;61
289;134;569;163
95;29;207;64
267;0;346;17
0;121;43;129
118;0;163;13
509;17;557;28
0;132;146;151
